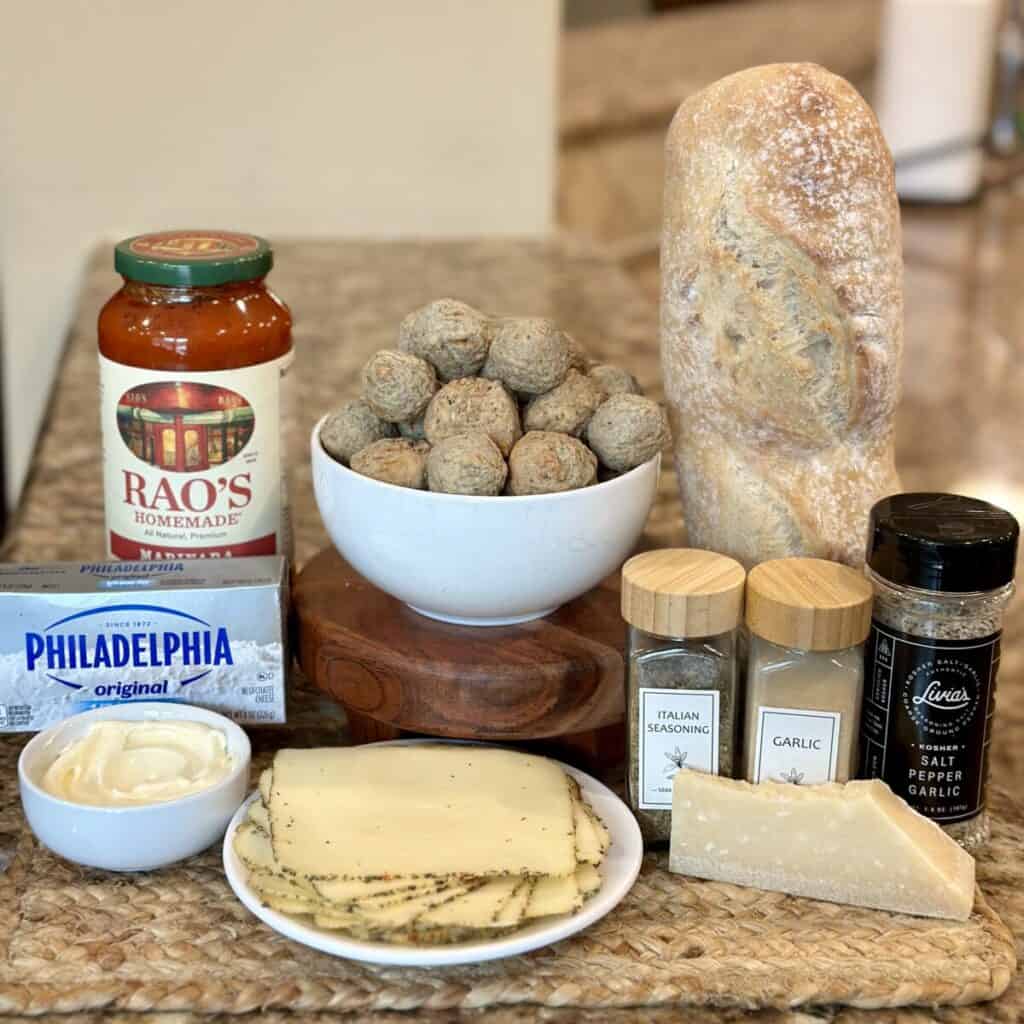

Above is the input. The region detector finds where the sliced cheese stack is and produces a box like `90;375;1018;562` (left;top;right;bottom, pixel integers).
233;745;610;944
669;772;976;922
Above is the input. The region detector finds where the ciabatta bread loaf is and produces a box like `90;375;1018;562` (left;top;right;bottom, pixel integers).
660;63;902;568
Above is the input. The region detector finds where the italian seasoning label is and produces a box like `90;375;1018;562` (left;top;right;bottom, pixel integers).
751;706;841;785
100;354;292;560
637;687;719;809
860;621;999;823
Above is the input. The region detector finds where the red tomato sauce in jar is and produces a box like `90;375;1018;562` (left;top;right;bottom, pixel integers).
98;230;293;560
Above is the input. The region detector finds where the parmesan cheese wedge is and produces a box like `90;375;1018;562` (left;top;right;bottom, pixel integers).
670;773;976;922
269;746;576;879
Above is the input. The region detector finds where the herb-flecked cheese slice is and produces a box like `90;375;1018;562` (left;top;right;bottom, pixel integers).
576;862;601;896
415;877;522;928
269;746;576;879
314;875;459;905
495;880;533;926
571;794;602;865
584;802;610;854
236;822;445;903
234;822;282;872
525;872;581;918
248;867;318;899
248;799;271;833
567;777;609;863
344;882;478;928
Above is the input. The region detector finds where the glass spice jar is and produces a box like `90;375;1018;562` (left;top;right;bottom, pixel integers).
859;493;1019;851
743;558;873;786
98;230;293;561
621;548;745;844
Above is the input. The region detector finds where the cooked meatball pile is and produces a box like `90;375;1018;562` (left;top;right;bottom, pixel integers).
320;298;667;494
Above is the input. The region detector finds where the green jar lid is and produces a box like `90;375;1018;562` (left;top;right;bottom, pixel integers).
114;230;273;286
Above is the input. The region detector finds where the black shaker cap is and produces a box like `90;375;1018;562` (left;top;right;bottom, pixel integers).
867;493;1019;593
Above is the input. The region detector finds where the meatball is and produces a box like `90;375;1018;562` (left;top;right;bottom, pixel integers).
523;369;605;437
397;412;427;441
507;431;598;495
350;438;430;489
361;349;437;422
427;432;507;496
588;363;641;398
586;394;668;472
481;317;570;395
398;298;493;380
424;377;522;456
320;399;396;465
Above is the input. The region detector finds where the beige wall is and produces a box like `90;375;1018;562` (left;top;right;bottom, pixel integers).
0;1;558;508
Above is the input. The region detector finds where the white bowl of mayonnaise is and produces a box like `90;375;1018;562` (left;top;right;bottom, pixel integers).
18;702;251;872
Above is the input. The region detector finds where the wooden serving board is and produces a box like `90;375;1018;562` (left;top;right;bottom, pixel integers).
292;548;626;767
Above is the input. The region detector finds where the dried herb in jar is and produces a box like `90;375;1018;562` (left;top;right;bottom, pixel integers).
621;549;745;845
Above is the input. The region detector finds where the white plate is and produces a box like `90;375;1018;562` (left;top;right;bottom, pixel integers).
222;743;643;967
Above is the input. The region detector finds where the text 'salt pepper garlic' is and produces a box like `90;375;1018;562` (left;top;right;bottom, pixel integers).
859;493;1019;851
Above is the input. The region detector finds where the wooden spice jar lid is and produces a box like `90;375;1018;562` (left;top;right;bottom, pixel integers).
746;557;873;651
621;548;746;638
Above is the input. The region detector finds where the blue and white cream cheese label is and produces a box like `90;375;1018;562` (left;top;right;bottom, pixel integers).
637;687;720;809
752;706;841;785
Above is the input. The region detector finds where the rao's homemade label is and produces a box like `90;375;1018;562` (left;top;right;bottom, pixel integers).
860;622;998;823
100;357;291;560
0;559;287;731
636;687;720;809
751;706;841;785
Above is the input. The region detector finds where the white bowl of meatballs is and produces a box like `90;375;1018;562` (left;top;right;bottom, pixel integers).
312;299;665;626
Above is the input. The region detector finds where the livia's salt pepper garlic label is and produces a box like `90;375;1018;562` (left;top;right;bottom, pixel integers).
751;706;841;785
860;622;998;823
636;688;719;809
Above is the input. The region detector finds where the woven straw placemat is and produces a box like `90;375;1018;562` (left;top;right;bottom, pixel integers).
0;731;1015;1016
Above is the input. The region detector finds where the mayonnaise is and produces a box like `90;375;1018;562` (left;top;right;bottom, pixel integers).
41;720;233;806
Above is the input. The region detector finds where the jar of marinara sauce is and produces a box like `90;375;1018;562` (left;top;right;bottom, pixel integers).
98;230;293;561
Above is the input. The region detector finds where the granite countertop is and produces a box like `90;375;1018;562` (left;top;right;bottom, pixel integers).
2;236;669;570
5;232;1023;1024
560;0;882;142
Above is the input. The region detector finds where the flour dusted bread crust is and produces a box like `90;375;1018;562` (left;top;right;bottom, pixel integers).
660;63;902;568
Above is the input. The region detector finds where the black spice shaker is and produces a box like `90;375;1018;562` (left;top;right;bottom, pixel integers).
859;493;1019;850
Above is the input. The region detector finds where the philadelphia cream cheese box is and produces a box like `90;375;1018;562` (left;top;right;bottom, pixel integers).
0;557;287;730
